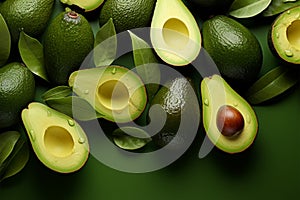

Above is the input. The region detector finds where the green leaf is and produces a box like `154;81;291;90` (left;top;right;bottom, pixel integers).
41;86;72;102
94;18;117;67
45;96;103;121
112;127;152;150
0;138;29;182
229;0;272;18
263;0;300;16
245;66;299;105
128;31;160;100
0;131;20;164
18;31;48;81
0;13;11;67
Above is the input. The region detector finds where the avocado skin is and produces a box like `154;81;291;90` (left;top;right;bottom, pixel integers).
149;77;199;148
202;15;263;90
43;11;94;85
0;0;55;44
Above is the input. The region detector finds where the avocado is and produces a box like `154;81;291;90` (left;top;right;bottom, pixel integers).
150;0;201;66
269;6;300;65
201;75;258;154
43;9;94;85
21;102;89;173
68;66;147;123
60;0;104;12
202;15;262;88
0;0;54;43
150;77;200;148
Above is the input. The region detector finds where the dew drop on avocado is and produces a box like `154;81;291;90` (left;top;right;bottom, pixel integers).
29;130;36;141
284;49;293;57
68;119;75;126
204;99;209;106
111;67;116;75
246;114;251;124
78;137;85;144
47;109;52;117
84;89;89;94
233;102;238;107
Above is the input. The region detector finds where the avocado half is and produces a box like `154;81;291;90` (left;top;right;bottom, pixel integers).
269;6;300;65
69;66;147;123
21;102;89;173
201;75;258;154
60;0;104;12
150;0;201;66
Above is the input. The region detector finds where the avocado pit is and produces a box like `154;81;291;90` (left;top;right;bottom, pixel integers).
287;20;300;50
216;105;244;137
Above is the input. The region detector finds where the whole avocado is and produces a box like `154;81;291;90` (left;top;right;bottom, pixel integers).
43;9;94;85
0;0;55;43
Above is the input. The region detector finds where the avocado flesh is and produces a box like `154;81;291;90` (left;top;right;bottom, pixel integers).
60;0;104;11
150;77;200;148
201;75;258;154
69;66;147;123
270;6;300;65
21;102;89;173
150;0;201;66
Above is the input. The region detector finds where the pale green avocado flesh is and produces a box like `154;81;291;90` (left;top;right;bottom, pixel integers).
271;6;300;64
69;66;147;123
150;0;201;66
201;75;258;154
60;0;104;11
21;102;89;173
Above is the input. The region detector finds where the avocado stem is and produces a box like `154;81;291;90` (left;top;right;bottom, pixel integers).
68;11;79;19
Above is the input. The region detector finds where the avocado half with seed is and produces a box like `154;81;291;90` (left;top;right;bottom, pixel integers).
69;66;147;123
21;102;89;173
269;6;300;65
201;75;258;154
60;0;104;12
150;0;201;66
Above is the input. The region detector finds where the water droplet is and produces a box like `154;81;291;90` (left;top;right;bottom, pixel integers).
233;102;238;107
287;10;291;14
29;130;36;141
204;99;209;106
68;119;75;126
111;68;116;74
47;110;51;117
284;49;293;57
276;33;279;38
78;137;85;144
84;89;89;94
246;114;251;124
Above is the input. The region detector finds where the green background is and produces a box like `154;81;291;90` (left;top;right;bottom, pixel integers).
1;1;300;199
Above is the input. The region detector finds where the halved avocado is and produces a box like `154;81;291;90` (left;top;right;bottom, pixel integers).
269;6;300;65
60;0;104;12
201;75;258;154
150;0;201;66
21;102;89;173
69;66;147;123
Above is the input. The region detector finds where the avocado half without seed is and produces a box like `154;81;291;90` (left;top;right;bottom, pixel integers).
201;75;258;154
69;66;147;123
21;102;89;173
269;6;300;65
150;0;201;66
60;0;104;12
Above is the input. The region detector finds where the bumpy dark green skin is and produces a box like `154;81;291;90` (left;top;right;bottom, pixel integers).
149;77;199;148
0;0;55;43
202;15;263;88
0;63;35;128
43;11;94;85
99;0;155;33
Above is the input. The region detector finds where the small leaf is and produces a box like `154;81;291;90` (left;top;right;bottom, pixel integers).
0;131;20;164
41;86;72;102
94;18;117;67
18;31;48;81
0;138;29;182
245;66;299;105
112;126;152;150
0;13;11;67
263;0;300;16
229;0;272;18
128;31;160;100
45;96;103;121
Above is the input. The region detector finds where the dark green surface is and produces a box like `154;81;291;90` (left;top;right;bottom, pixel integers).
1;1;300;199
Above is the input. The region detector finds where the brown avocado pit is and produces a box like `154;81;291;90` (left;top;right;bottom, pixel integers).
216;105;244;137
